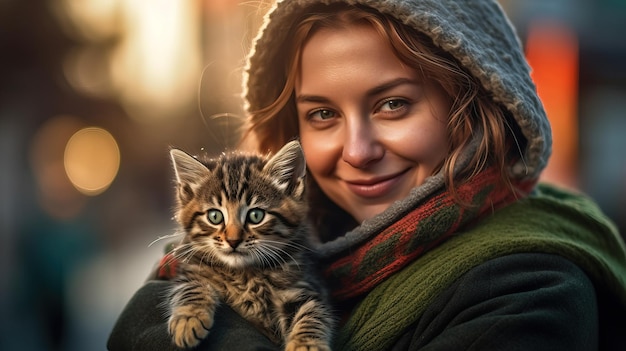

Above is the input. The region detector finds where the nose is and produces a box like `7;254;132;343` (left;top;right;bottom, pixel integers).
342;118;383;168
225;224;243;249
227;238;242;248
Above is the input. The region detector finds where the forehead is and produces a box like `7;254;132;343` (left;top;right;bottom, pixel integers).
296;24;415;94
198;155;284;202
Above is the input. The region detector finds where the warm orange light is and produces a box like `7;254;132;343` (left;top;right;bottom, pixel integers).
64;127;121;196
526;19;579;188
56;0;202;121
110;0;202;121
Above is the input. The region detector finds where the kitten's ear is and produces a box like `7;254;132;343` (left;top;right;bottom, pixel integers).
170;148;209;204
263;140;306;197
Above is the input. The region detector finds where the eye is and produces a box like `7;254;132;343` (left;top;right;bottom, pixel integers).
206;209;223;224
246;208;265;224
378;98;408;112
308;109;337;121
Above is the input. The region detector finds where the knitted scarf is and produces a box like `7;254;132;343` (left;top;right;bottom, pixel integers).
334;184;626;350
323;166;536;301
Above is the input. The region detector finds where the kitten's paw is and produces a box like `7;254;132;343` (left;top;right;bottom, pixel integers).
168;307;213;349
285;340;331;351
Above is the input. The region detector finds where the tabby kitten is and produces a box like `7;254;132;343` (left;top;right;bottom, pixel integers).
167;140;334;350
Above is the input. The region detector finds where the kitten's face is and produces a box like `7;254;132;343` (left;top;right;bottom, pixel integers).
170;141;307;269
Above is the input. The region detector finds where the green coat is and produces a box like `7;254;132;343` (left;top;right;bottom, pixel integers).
338;184;626;350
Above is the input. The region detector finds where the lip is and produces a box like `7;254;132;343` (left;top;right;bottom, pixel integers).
344;170;408;198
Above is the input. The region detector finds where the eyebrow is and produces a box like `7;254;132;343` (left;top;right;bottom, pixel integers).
296;94;329;104
367;77;418;96
295;77;419;103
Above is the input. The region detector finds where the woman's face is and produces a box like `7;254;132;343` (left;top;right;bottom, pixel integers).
295;24;451;223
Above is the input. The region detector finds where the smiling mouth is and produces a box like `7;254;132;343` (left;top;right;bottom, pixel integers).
344;170;408;198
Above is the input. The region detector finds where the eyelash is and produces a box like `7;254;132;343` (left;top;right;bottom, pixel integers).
304;97;411;122
307;108;337;121
376;98;409;114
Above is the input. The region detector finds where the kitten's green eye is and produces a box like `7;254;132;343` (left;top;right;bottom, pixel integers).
247;208;265;224
207;209;224;224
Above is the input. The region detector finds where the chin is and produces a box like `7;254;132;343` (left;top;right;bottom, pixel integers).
220;252;255;269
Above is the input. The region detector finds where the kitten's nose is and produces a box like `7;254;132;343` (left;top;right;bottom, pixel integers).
227;239;242;248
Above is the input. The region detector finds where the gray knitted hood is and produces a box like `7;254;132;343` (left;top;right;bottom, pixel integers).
243;0;552;180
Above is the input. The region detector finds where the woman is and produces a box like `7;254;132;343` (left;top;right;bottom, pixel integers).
109;0;626;350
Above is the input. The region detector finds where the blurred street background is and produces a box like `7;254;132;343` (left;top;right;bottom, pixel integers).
1;0;625;350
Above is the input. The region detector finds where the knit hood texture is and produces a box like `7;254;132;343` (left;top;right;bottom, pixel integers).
242;0;553;257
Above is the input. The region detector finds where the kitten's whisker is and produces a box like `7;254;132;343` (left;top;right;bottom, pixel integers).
248;247;262;265
262;239;313;253
251;247;273;268
171;246;191;261
250;248;270;268
259;239;293;258
148;231;184;248
176;245;200;263
198;245;216;266
252;246;281;268
172;242;192;254
257;244;295;270
267;248;289;268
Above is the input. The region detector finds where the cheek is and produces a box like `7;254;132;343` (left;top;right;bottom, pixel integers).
381;118;449;167
300;133;339;177
401;89;451;164
405;125;448;166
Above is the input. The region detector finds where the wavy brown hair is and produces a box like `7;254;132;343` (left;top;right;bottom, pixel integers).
242;4;524;217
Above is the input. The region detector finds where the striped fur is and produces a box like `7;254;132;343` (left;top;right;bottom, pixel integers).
167;141;334;350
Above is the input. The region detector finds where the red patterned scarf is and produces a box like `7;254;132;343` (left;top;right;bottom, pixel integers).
323;166;536;301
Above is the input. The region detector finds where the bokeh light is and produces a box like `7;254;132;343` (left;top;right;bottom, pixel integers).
64;127;120;196
527;19;579;189
53;0;120;41
63;45;114;98
30;115;88;219
54;0;203;122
